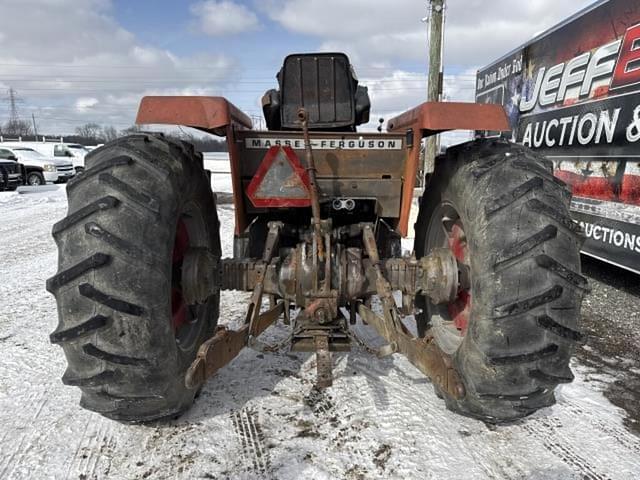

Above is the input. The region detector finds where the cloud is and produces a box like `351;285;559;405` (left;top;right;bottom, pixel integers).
260;0;593;143
190;1;259;36
0;0;237;134
75;97;99;112
357;69;476;131
0;0;596;139
262;0;593;67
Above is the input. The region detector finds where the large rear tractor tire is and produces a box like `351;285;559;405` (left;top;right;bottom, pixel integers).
47;134;221;422
415;138;587;423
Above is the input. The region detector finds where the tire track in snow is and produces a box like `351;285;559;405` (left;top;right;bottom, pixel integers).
67;417;114;480
0;389;48;479
348;354;545;479
231;406;270;476
78;419;104;478
563;399;640;455
63;418;92;480
523;416;613;480
485;456;528;480
336;357;437;477
66;418;111;479
0;429;30;479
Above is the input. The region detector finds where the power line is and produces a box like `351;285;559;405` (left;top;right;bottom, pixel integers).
0;61;472;71
0;74;475;82
2;85;476;95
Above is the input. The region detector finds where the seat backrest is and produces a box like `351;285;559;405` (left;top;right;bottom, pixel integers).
262;52;370;131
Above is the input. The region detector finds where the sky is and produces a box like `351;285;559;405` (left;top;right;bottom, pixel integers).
0;0;596;139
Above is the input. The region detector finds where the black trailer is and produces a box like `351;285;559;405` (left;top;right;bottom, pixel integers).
476;0;640;274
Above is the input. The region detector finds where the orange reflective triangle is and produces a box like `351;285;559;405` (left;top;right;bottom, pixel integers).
246;146;312;207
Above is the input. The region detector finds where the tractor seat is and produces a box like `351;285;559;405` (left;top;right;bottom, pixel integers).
262;52;370;132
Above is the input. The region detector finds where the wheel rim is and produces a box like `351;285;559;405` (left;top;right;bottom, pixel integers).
171;202;212;351
29;174;41;186
425;201;472;354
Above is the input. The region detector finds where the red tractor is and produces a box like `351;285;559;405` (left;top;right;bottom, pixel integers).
47;53;586;423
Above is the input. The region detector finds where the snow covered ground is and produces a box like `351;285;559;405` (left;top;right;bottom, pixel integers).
1;181;639;480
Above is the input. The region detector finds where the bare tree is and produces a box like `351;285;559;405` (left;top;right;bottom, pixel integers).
3;119;33;137
75;122;102;139
102;125;119;142
120;125;141;136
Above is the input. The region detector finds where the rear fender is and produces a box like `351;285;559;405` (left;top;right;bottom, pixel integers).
386;101;509;137
387;102;510;237
135;96;252;136
135;96;253;235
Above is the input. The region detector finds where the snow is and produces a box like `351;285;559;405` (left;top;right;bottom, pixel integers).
204;152;233;194
0;184;639;480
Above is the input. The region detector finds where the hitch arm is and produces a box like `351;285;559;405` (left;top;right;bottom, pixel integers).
357;304;465;399
184;222;283;389
185;302;284;389
360;224;465;400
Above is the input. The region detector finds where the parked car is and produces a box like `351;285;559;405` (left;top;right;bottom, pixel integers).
63;143;90;171
0;145;74;185
0;157;24;191
0;141;89;173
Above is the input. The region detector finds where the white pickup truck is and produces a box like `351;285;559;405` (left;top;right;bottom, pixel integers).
0;145;75;185
33;142;89;172
0;141;90;173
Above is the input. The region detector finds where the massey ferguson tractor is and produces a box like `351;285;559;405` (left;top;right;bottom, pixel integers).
47;53;586;424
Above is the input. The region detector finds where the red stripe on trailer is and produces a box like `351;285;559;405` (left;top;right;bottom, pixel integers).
555;170;617;201
621;174;640;205
555;170;640;206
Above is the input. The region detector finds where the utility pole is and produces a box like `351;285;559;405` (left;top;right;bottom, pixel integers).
424;0;445;184
32;113;39;138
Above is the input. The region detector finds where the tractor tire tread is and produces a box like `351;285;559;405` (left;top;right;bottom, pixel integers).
529;367;574;384
67;155;133;191
82;344;151;366
485;177;543;217
493;285;564;318
52;196;120;237
84;222;155;264
536;315;585;342
46;253;111;292
494;225;558;267
97;173;160;214
526;199;582;235
535;254;589;290
78;282;146;316
62;370;121;387
488;344;559;365
49;315;111;344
